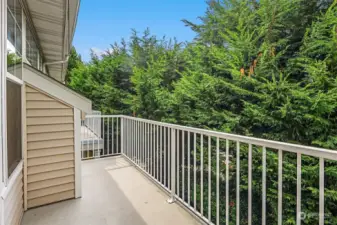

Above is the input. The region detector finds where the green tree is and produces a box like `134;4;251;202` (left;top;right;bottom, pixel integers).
65;47;83;84
66;1;337;224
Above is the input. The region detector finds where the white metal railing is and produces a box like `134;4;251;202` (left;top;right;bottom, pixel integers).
81;115;337;225
84;110;102;137
81;115;121;159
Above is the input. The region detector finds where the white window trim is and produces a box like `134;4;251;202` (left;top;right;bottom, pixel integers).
6;72;23;85
0;160;23;200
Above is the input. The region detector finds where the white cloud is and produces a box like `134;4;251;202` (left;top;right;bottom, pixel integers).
90;47;105;56
90;47;115;57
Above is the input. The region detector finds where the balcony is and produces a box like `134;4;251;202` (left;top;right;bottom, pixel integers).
22;115;337;225
22;156;199;225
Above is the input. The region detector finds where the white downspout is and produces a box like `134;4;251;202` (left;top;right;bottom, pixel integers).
43;55;69;67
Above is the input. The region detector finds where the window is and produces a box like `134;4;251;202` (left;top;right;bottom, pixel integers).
6;80;22;177
7;0;22;79
6;0;23;178
26;24;40;69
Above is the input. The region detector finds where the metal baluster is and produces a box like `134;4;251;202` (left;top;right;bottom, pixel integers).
201;134;204;215
144;122;146;169
262;146;267;225
319;158;324;225
125;119;127;157
117;117;119;153
138;121;140;165
216;137;219;225
188;131;190;205
160;126;163;184
157;125;159;180
194;132;197;211
226;139;229;225
152;124;154;176
133;120;135;161
107;118;110;155
81;120;83;159
208;136;211;222
147;123;150;172
84;119;87;159
236;142;240;225
177;130;180;197
124;119;126;157
121;117;124;155
130;120;132;160
278;150;283;225
167;128;176;204
182;131;185;201
92;118;95;158
112;118;115;155
103;118;105;156
128;119;131;158
150;124;153;176
297;153;301;225
131;120;133;160
133;120;135;160
168;128;171;189
248;144;252;225
140;121;143;168
139;120;141;164
139;121;141;166
97;117;100;158
164;127;167;187
141;122;144;168
135;121;139;165
153;124;155;177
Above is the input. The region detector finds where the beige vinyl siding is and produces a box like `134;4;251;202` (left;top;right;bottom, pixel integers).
27;175;74;192
27;124;74;134
4;170;24;225
27;190;75;209
27;131;74;142
26;85;75;209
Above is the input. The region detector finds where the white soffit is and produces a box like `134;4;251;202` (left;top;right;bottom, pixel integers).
24;0;80;82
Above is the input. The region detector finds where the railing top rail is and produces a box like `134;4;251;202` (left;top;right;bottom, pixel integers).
86;115;121;118
86;114;337;160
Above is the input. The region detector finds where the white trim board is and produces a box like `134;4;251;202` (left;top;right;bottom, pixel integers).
23;64;92;113
0;160;23;200
74;108;82;198
0;1;8;223
6;72;23;85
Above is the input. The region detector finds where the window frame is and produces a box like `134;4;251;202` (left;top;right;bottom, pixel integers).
7;2;22;56
25;15;42;70
3;0;24;187
3;72;24;186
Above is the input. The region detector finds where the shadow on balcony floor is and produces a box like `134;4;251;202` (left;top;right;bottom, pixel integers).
21;156;200;225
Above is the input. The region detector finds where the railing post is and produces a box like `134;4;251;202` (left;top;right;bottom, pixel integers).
121;117;124;155
167;128;176;204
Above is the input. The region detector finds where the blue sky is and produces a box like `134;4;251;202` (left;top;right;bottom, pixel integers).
73;0;207;62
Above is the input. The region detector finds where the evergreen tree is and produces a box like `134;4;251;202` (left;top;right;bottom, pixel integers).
65;47;83;84
65;1;337;223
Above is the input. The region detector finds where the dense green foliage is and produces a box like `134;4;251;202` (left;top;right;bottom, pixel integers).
67;0;337;224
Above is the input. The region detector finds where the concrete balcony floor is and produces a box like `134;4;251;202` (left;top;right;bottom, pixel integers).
22;156;200;225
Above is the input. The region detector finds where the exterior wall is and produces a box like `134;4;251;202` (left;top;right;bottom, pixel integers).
25;85;75;209
3;168;24;225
